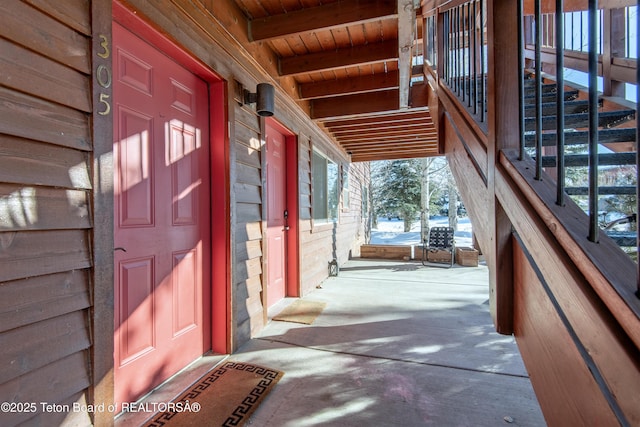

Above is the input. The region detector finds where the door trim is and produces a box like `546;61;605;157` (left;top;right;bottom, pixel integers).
263;118;300;310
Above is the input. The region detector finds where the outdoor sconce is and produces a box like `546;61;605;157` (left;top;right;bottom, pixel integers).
244;83;275;117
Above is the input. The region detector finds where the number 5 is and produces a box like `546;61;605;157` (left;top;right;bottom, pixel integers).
98;93;111;115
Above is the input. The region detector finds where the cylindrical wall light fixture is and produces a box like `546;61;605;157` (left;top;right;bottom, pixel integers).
256;83;275;117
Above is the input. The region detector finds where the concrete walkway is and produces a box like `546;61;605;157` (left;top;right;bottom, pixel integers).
232;258;546;427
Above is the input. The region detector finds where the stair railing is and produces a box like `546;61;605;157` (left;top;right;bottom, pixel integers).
442;0;487;126
518;0;640;297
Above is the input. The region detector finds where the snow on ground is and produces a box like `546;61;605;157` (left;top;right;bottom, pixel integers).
370;216;474;247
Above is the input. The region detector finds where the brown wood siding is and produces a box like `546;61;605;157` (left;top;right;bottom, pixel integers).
513;240;640;426
444;116;490;254
297;144;369;295
231;103;265;348
0;1;93;424
494;158;640;425
1;3;375;419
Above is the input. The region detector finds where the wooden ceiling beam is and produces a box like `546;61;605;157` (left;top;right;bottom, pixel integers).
311;89;402;119
349;144;435;152
328;120;433;135
341;138;437;147
333;129;437;144
299;71;399;99
333;129;436;141
279;40;398;76
342;138;437;148
347;145;437;154
320;110;431;128
248;0;397;41
351;151;438;162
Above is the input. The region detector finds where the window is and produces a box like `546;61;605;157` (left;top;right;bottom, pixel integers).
342;165;349;210
361;183;368;217
312;149;339;222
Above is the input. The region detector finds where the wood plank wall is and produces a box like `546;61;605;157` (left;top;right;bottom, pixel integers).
0;2;372;422
232;104;265;347
0;0;94;425
297;137;369;296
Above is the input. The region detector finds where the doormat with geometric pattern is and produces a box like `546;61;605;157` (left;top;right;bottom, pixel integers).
143;361;283;427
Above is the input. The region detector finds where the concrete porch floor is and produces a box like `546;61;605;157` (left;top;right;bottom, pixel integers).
233;258;546;426
117;258;545;426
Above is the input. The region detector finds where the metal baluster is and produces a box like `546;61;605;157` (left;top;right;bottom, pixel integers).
453;8;457;93
462;4;466;104
580;11;584;52
535;0;543;180
447;10;451;87
518;0;525;160
444;11;449;86
467;2;472;107
460;5;464;97
473;0;478;115
480;0;485;122
456;6;460;95
451;10;454;86
460;5;464;102
556;0;566;205
636;0;640;297
588;0;599;242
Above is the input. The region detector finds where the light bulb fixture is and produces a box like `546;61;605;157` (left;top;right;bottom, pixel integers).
243;83;275;117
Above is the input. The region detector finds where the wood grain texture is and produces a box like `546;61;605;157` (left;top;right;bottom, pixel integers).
0;87;91;151
0;1;95;426
1;310;91;384
0;270;90;334
500;151;640;348
24;0;91;35
0;184;90;231
0;39;91;112
500;169;640;425
0;136;91;189
360;244;412;260
0;0;90;73
0;351;90;426
0;229;91;282
513;243;621;426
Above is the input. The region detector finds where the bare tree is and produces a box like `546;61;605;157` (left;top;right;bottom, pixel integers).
448;171;458;231
420;157;448;241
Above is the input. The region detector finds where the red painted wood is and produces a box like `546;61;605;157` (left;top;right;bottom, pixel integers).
265;121;287;307
285;130;300;298
209;79;230;355
112;22;211;407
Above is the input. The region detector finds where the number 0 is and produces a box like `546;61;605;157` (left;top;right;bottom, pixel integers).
96;64;112;88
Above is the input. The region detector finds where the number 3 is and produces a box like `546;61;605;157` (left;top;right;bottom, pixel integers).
97;34;110;59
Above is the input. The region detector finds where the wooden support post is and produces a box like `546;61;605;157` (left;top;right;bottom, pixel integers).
91;0;115;424
487;0;520;334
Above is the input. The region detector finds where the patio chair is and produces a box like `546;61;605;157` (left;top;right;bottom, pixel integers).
421;226;455;268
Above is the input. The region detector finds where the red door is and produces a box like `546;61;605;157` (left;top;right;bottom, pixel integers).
265;122;287;307
112;22;211;407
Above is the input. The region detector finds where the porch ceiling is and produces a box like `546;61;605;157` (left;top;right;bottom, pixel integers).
231;0;438;162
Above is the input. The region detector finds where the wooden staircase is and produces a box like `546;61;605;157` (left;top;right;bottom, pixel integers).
522;77;638;250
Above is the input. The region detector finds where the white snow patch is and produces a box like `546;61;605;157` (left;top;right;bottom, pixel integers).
371;216;474;247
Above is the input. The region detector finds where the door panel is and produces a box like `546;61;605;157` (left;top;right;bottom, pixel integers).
266;122;287;307
113;22;211;407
